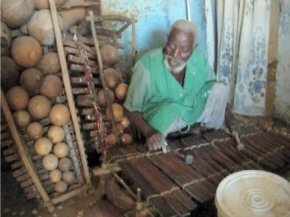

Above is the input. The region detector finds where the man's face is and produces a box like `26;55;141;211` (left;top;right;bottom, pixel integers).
164;28;194;73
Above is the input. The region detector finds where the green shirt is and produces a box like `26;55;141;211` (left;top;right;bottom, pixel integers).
124;48;216;134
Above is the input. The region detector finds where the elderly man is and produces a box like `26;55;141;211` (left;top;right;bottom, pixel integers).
124;19;228;151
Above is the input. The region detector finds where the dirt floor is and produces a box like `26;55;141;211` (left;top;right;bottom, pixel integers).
1;166;103;217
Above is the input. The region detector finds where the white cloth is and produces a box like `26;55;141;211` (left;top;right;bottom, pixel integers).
163;83;228;135
163;119;188;137
198;83;228;129
205;0;271;116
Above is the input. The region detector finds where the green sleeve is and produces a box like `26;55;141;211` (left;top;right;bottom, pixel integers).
123;61;152;112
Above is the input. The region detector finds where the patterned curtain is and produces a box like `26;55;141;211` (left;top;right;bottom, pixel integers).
274;0;290;123
205;0;271;116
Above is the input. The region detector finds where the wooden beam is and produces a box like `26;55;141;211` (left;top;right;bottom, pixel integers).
51;185;90;204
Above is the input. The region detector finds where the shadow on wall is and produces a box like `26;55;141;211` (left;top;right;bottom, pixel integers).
102;0;207;67
146;29;168;54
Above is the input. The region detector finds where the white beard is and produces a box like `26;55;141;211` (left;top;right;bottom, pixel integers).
163;55;187;74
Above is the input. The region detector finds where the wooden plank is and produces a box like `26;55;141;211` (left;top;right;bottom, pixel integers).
51;185;90;204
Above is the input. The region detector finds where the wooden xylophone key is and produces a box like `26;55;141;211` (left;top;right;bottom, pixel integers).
119;160;157;196
203;130;231;142
240;139;279;170
268;132;290;147
180;135;209;147
162;191;191;216
214;140;260;170
268;133;290;147
119;159;178;217
133;158;175;193
257;133;290;160
185;149;225;187
135;157;196;216
173;188;197;211
149;197;178;217
242;137;282;171
150;153;195;185
201;145;243;172
226;143;261;170
190;148;230;177
249;134;289;166
167;139;185;150
123;156;198;216
150;153;215;203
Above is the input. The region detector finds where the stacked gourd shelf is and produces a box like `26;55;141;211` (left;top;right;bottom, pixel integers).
63;14;136;154
1;0;96;212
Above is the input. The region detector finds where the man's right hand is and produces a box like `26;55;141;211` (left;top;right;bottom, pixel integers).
124;109;165;151
146;133;165;151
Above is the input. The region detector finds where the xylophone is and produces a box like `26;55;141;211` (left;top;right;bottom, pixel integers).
107;128;290;217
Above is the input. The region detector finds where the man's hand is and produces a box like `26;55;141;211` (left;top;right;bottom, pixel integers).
146;133;165;151
124;109;166;151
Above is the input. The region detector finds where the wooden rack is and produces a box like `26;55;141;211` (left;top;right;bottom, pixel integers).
0;0;100;212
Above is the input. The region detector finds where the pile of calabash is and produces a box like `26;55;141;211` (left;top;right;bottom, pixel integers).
2;0;78;193
97;67;133;147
